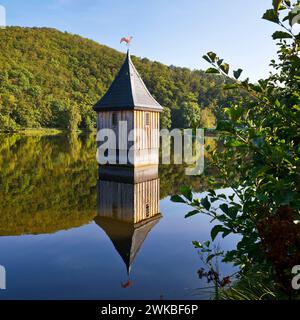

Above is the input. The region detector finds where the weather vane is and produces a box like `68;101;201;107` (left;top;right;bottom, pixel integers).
120;36;133;49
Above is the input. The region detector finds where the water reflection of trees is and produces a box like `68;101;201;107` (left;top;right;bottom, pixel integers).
0;133;97;235
0;134;218;235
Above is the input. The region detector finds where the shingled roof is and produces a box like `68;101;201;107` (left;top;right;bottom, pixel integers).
93;50;163;112
94;214;162;274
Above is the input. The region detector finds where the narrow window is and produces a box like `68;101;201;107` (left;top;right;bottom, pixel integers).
145;112;150;127
112;112;118;126
145;203;150;217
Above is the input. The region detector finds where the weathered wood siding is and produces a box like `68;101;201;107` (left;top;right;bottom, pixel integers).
97;180;134;222
134;111;160;150
134;178;160;223
97;111;134;149
97;111;160;149
97;110;160;165
97;178;160;224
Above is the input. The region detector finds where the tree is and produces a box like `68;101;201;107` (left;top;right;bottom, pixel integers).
200;107;216;129
181;94;201;129
172;0;300;299
65;103;81;132
161;106;172;129
0;114;19;132
182;101;201;129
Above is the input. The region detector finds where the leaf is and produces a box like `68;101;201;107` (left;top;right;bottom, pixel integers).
180;185;193;201
233;68;243;79
201;197;211;211
207;51;217;62
216;120;235;133
208;189;216;197
206;254;216;262
228;105;244;121
229;194;235;201
211;225;225;241
192;241;202;248
185;210;200;218
217;59;224;66
272;31;293;39
206;68;220;74
293;105;300;111
202;54;212;63
272;0;283;12
222;229;232;238
227;206;239;219
203;240;210;247
225;139;245;147
283;15;289;22
220;203;229;215
223;250;238;262
257;193;269;203
262;9;279;24
289;10;300;27
220;63;229;75
170;195;186;203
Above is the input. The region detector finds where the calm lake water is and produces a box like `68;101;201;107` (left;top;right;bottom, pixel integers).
0;133;238;300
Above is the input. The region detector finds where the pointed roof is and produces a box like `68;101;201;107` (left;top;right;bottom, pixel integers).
94;214;162;274
93;50;163;112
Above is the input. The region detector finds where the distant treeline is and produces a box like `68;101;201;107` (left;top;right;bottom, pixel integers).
0;27;243;131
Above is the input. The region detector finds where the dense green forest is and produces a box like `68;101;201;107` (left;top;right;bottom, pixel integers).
0;27;242;132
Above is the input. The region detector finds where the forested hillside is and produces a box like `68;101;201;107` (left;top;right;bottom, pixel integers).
0;27;240;131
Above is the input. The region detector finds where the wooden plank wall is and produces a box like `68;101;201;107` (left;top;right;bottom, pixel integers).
97;180;134;222
98;178;160;224
134;178;160;223
97;111;134;149
97;111;160;150
134;111;160;150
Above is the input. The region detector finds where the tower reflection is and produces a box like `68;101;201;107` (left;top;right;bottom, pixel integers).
95;165;161;275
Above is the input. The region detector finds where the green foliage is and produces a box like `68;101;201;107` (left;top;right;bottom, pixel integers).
181;95;201;129
219;271;277;300
262;9;280;23
172;1;300;299
160;106;172;129
0;27;243;132
200;107;216;128
179;93;217;129
272;31;293;39
66;103;82;132
0;114;19;132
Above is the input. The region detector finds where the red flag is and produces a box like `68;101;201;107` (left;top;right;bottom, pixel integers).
120;36;133;45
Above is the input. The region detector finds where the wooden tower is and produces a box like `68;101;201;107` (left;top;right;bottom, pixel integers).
93;50;163;167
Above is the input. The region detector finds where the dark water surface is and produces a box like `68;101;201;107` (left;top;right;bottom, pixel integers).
0;133;237;300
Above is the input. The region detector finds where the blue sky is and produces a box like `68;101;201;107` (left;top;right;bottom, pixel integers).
1;0;278;81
